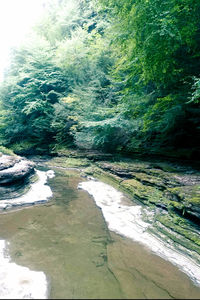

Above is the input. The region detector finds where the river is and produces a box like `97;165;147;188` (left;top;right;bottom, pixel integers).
0;163;200;299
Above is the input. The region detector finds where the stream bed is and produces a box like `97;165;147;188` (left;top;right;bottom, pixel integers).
0;164;200;299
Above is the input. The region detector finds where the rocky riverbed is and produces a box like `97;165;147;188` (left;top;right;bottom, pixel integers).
0;150;200;299
43;150;200;265
2;150;199;261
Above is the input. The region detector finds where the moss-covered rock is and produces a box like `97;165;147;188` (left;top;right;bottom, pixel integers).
95;159;200;223
153;213;200;257
49;157;91;168
167;185;200;220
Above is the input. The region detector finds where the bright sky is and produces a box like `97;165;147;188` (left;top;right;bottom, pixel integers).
0;0;45;81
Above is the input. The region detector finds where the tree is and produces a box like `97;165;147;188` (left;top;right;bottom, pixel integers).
97;0;200;155
0;37;69;151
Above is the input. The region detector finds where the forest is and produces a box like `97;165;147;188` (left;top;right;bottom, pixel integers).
0;0;199;160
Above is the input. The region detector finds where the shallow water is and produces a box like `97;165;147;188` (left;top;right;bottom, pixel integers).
0;166;200;299
0;240;47;299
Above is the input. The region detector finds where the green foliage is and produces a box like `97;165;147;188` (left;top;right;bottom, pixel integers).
97;0;200;155
98;0;200;86
0;0;199;157
53;18;122;151
35;0;99;44
0;37;70;150
75;114;133;152
0;146;15;156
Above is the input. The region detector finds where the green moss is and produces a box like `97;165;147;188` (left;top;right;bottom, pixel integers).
120;179;169;206
169;185;200;205
97;160;152;172
190;197;200;204
170;201;184;211
155;214;200;252
64;158;90;168
93;168;122;187
83;166;96;175
131;172;165;188
49;156;91;168
121;179;149;196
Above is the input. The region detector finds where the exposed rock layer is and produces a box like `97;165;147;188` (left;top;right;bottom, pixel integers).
96;161;200;223
31;151;200;255
0;155;35;185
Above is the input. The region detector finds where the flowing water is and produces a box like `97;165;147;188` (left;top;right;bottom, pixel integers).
0;165;200;299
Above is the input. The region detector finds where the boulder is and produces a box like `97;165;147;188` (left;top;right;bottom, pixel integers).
0;155;20;171
0;155;35;184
